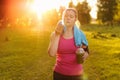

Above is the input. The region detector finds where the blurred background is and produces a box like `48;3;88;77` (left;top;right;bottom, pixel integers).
0;0;120;80
1;0;120;29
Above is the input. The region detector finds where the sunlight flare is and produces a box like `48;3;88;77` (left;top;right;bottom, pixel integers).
27;0;97;19
87;0;98;19
27;0;59;19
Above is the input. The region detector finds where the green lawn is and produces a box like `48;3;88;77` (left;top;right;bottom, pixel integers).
82;25;120;80
0;25;120;80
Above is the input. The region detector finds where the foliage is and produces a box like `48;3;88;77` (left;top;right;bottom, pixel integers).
68;0;75;8
97;0;117;25
0;0;5;19
57;6;66;20
75;1;91;25
114;0;120;24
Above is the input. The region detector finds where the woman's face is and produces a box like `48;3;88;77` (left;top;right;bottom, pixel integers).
63;10;76;27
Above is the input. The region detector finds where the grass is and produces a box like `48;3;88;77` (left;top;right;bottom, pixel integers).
0;25;120;80
0;27;54;80
81;25;120;80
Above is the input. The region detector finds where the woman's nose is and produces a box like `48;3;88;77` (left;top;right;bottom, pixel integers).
66;16;71;20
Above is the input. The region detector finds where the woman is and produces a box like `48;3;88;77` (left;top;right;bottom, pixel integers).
48;8;89;80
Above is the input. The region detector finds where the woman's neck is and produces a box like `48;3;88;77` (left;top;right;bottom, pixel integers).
66;26;73;31
63;27;73;39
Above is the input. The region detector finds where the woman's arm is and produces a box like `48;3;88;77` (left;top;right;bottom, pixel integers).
48;20;64;57
48;32;60;57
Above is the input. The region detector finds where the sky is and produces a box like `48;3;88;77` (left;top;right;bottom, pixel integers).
1;0;98;19
26;0;98;19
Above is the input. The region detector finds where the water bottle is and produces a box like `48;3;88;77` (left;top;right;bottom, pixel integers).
76;48;85;64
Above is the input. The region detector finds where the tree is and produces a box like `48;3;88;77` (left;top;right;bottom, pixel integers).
75;1;91;25
68;0;75;8
58;6;66;19
114;0;120;24
0;0;6;19
97;0;117;25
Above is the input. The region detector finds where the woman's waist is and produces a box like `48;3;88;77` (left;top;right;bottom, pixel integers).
54;63;83;76
56;54;76;64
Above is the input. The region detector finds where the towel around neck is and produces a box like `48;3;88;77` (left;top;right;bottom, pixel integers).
63;24;88;47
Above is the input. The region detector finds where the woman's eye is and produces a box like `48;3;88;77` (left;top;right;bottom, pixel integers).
65;15;74;18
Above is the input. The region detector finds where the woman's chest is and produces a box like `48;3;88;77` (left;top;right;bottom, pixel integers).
58;37;77;54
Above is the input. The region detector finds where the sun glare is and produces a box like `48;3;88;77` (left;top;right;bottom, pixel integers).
27;0;97;19
27;0;59;19
87;0;97;19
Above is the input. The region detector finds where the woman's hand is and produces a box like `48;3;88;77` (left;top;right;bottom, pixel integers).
82;52;89;61
55;21;64;35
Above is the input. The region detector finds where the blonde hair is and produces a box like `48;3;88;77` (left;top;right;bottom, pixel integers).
62;8;78;20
